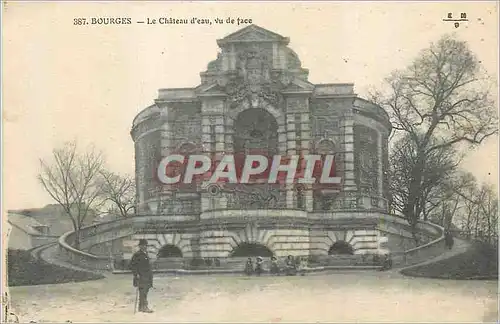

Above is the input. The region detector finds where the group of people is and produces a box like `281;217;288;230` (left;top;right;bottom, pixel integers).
245;255;308;276
129;239;397;314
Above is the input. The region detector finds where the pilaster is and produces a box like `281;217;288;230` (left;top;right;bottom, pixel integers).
377;131;383;196
201;98;227;210
341;111;356;192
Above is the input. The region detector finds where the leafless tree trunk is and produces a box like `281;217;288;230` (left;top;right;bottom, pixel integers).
38;141;105;249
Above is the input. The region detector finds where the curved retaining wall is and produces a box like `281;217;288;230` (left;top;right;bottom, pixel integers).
57;214;445;272
396;221;446;267
57;216;188;270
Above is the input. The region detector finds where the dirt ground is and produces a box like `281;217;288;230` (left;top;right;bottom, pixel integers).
8;271;498;323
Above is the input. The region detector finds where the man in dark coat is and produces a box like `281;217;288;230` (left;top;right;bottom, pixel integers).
130;239;153;313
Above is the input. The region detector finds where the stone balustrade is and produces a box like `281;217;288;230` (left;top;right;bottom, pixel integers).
200;209;308;220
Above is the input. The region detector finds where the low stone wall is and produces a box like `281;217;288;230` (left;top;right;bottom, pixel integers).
309;254;379;267
31;235;60;248
57;215;445;272
58;232;111;271
57;216;178;271
390;221;445;267
57;219;137;271
401;237;446;267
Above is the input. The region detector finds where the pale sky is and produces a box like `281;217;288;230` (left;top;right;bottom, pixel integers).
3;1;498;210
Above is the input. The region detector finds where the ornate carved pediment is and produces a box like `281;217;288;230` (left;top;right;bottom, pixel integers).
217;25;289;45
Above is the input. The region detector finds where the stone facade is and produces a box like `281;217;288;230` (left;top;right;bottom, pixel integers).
128;25;392;261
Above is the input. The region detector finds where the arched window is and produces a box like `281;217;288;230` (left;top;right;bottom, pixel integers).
316;139;336;155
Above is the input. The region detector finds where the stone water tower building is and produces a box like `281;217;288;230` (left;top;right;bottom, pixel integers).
129;25;392;261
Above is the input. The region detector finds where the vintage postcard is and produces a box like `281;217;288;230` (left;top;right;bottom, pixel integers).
2;1;498;323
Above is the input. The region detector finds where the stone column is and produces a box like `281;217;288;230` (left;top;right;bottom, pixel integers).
275;112;288;209
230;44;236;70
201;99;227;211
213;114;227;209
272;43;279;69
341;112;356;192
299;113;314;212
221;46;230;71
225;115;234;154
158;109;175;213
377;131;383;197
278;116;287;154
201;105;215;212
285;112;297;208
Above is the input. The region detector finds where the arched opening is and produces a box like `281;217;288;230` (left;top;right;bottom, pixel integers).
328;241;354;255
233;108;278;156
230;243;273;257
157;244;183;258
316;139;336;155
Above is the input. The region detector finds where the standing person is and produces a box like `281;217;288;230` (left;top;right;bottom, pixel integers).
130;239;154;313
270;256;280;275
244;257;254;276
298;257;307;276
255;256;264;276
379;253;393;271
285;255;296;276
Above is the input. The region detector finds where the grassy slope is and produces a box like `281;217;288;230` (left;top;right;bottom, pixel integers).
401;242;498;280
7;249;104;287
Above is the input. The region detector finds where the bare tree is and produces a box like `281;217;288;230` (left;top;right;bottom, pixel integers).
100;170;136;218
426;170;499;247
375;34;498;235
454;181;499;245
38;141;105;248
477;184;499;245
427;171;475;228
390;133;459;240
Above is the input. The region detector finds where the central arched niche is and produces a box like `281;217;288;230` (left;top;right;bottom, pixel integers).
157;244;183;258
233;108;278;155
328;241;354;255
230;243;274;257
